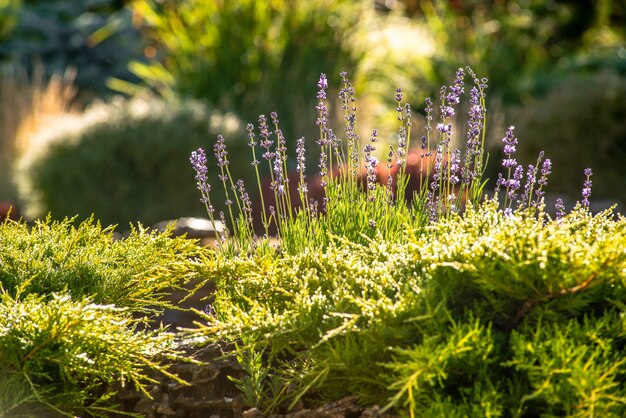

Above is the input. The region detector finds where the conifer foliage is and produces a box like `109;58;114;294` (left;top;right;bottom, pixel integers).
190;68;626;416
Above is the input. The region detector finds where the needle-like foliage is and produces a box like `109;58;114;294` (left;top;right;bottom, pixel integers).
0;217;202;416
188;68;626;416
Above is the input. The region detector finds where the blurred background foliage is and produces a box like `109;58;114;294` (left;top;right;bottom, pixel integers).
0;0;624;224
510;71;626;204
123;0;365;154
0;0;144;93
16;94;250;226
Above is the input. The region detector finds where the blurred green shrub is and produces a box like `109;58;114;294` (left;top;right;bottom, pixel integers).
127;0;364;149
511;71;626;203
385;0;625;104
0;0;21;41
16;95;251;226
0;0;145;93
0;64;77;202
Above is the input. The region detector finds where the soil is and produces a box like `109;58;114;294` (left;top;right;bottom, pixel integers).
112;343;396;418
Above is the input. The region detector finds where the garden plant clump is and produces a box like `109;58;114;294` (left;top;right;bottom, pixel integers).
16;94;250;227
189;68;626;417
1;66;624;418
0;218;202;417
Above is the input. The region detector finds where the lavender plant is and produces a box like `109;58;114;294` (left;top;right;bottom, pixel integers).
188;68;622;416
189;67;504;254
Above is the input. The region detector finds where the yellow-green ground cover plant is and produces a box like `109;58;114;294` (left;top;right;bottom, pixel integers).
0;218;201;416
2;66;624;417
189;68;626;417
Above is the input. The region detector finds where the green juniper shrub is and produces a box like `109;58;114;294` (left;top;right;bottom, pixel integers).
386;202;626;417
190;203;626;416
16;94;251;226
0;216;202;416
187;68;626;416
0;292;185;418
0;363;43;418
0;216;201;315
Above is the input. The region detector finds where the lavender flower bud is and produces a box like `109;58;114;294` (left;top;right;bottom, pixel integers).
213;135;229;168
581;168;593;208
258;115;272;151
246;123;256;146
317;73;328;99
502;159;517;169
502;126;517;157
555;198;565;220
395;87;403;104
296;137;306;176
535;157;552;200
436;123;452;134
508;165;524;200
190;148;211;203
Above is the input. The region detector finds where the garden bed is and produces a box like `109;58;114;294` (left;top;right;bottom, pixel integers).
113;343;395;418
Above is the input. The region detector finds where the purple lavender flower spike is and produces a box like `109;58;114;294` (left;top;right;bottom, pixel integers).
395;87;403;118
309;199;318;217
317;73;328;100
258;115;274;161
236;179;253;215
535;157;551;198
521;163;537;208
466;86;483;155
366;156;378;192
395;87;403;104
502;126;517;158
296;137;306;177
436;123;452;134
190;148;210;204
555;198;565;220
495;172;505;193
246;123;256;145
273;158;285;195
397;127;407;167
508;165;524;201
538;159;551;187
581;168;593;208
405;103;412;127
425;97;433;128
430;146;443;192
214;135;229;168
447;68;465;105
497;126;519;203
449;149;461;185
